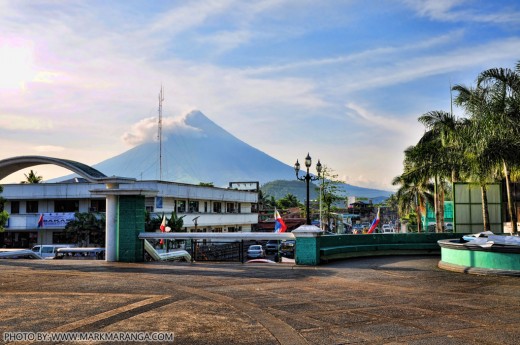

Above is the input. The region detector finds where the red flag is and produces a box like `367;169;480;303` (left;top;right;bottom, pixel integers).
160;215;166;245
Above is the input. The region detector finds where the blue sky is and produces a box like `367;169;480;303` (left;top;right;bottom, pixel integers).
0;0;519;190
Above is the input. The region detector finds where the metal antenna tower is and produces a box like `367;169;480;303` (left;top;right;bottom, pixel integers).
158;85;164;180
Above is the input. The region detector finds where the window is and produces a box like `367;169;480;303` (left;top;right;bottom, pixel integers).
213;202;222;213
52;231;69;244
10;201;19;214
54;200;79;212
213;227;223;233
226;203;235;213
238;203;241;213
26;201;38;213
90;200;106;212
189;201;199;213
228;227;236;232
177;200;186;213
204;202;208;213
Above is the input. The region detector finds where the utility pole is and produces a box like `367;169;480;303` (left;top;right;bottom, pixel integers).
158;85;164;180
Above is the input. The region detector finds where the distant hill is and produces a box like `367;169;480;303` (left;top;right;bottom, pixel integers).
261;180;391;203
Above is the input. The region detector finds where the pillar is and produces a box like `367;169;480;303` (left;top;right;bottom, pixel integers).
105;194;118;262
292;224;323;265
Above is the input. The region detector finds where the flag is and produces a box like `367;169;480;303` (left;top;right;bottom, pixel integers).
160;215;166;232
367;208;380;234
159;215;166;245
274;209;287;233
37;214;44;228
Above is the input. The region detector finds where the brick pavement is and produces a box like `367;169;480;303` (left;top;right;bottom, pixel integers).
0;256;519;344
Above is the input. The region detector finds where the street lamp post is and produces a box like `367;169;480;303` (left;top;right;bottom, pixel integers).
294;153;322;225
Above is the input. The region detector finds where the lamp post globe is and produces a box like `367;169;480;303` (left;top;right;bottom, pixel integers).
295;153;322;225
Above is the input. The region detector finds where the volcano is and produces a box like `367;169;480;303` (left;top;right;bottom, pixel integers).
92;110;294;186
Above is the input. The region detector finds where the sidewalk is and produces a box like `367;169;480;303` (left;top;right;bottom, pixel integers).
0;256;519;344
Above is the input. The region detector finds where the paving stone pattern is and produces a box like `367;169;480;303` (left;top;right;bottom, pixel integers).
0;256;519;344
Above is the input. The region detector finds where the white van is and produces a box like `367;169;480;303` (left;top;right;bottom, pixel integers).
31;244;75;259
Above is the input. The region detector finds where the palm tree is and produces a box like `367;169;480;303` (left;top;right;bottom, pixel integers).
452;84;506;231
392;155;434;232
477;61;520;234
21;170;43;184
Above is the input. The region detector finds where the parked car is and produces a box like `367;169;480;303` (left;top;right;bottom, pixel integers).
31;244;75;259
382;224;394;233
247;245;265;259
265;240;280;254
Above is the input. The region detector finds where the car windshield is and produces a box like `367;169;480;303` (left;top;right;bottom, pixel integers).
249;245;262;250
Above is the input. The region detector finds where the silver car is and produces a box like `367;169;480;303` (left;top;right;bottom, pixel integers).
247;245;265;258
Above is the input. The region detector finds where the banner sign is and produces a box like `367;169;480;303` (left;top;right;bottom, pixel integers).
40;213;76;228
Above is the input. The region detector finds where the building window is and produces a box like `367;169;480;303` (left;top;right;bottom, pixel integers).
54;200;79;212
228;226;236;232
204;202;208;213
26;201;38;213
11;201;20;214
238;203;241;213
90;200;106;212
213;202;222;213
189;201;199;213
213;227;223;233
52;231;69;244
226;203;235;213
177;200;186;213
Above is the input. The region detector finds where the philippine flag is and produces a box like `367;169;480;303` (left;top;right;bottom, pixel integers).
367;208;380;234
159;215;166;245
274;209;287;233
37;214;44;228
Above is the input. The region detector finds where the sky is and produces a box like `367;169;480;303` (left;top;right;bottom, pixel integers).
1;0;519;191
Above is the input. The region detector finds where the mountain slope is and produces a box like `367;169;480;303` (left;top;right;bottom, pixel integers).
54;110;391;198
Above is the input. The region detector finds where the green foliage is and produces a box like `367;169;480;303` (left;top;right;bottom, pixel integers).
64;212;105;246
145;212;162;232
0;210;9;233
21;170;43;184
0;185;8;232
198;182;214;187
167;211;185;232
276;193;301;209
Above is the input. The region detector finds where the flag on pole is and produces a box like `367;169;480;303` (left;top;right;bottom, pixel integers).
367;208;380;234
159;215;166;245
274;209;287;233
37;214;44;228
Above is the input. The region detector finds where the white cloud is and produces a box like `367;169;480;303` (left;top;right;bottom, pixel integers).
0;114;53;131
402;0;520;24
34;145;65;153
122;113;205;146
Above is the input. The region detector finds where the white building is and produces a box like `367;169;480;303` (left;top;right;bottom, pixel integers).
0;180;259;248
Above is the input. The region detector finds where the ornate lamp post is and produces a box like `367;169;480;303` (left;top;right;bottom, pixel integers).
294;153;322;225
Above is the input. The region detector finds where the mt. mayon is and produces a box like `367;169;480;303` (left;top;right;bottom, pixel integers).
93;110;295;186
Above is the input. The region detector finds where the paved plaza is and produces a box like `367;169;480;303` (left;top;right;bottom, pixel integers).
0;256;519;344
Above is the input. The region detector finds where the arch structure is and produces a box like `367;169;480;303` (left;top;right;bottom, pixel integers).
0;155;134;184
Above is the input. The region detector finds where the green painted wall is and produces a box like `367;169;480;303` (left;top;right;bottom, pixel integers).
295;237;321;266
441;247;520;271
118;195;145;262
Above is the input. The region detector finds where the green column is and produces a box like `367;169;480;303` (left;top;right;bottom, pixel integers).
293;225;323;266
117;195;145;262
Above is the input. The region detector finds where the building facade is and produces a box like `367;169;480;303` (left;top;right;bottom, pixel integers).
0;180;258;248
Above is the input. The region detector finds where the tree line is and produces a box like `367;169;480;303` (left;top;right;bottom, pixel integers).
392;60;520;233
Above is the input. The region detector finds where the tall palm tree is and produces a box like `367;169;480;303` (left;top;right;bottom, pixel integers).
477;61;520;234
417;110;463;232
452;84;508;231
392;150;434;232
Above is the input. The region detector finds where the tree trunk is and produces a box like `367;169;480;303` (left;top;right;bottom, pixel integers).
439;182;445;232
434;175;442;233
481;184;491;232
503;161;518;234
